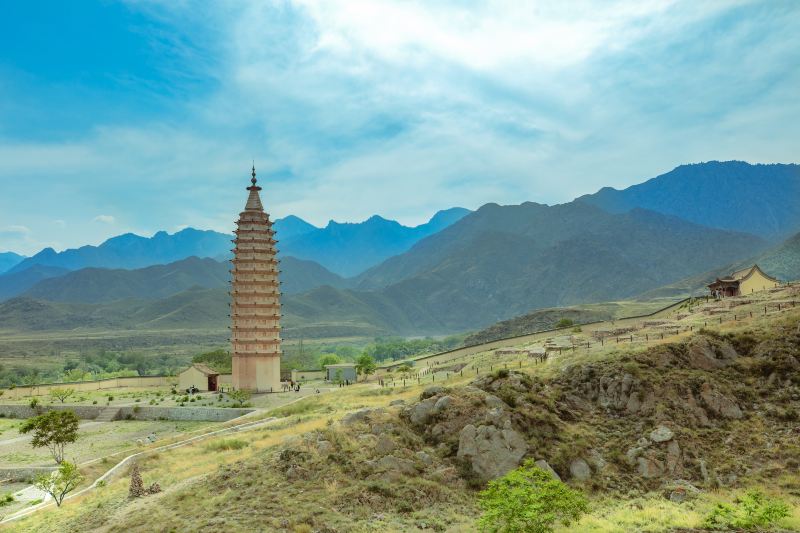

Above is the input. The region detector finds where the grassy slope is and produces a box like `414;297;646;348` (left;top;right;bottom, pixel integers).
11;290;800;532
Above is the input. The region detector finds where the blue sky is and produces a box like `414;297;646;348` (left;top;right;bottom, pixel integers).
1;0;799;255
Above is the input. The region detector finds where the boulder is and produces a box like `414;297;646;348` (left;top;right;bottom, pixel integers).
484;394;506;409
665;440;682;476
375;434;396;455
434;395;453;413
421;386;445;400
569;458;592;481
416;451;433;465
699;383;743;419
534;460;561;481
457;424;528;481
686;337;738;370
342;408;384;426
587;449;607;471
376;455;417;475
637;454;664;478
649;425;674;443
408;398;438;427
389;399;406;406
316;440;333;454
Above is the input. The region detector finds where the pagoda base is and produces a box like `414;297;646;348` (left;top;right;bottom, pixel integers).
232;355;281;392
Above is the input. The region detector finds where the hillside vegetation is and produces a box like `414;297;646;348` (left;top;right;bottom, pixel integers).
13;296;800;532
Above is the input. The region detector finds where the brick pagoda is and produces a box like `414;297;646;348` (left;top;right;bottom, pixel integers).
230;166;281;391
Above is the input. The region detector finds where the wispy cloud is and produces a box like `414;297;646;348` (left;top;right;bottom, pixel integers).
92;215;116;224
0;0;798;254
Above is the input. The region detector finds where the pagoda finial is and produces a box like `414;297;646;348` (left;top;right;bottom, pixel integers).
251;162;257;185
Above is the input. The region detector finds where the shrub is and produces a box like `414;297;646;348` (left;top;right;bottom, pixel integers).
29;398;39;409
702;490;790;531
0;493;15;506
92;400;98;405
555;318;574;329
204;439;249;452
477;460;588;533
33;461;82;507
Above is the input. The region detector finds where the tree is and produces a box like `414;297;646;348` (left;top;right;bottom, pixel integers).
33;461;83;507
228;389;252;408
555;318;574;329
477;460;588;533
318;354;341;368
19;410;80;464
49;387;75;404
355;354;377;380
398;363;413;379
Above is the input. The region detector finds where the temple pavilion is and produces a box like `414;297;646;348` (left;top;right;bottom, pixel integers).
707;264;779;298
230;166;282;392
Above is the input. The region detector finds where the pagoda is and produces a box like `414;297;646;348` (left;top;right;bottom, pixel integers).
230;165;281;392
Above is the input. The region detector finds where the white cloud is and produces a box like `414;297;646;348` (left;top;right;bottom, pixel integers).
93;215;116;224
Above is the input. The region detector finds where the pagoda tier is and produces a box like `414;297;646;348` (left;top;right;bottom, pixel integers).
230;166;282;392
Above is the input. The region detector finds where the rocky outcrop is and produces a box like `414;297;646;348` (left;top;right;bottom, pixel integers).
699;383;743;419
569;458;591;481
685;336;738;370
457;423;528;481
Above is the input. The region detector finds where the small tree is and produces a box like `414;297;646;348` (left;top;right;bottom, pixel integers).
477;460;588;533
33;461;83;507
333;369;344;385
19;410;80;464
555;318;574;329
318;354;341;368
228;389;252;408
49;387;75;404
355;354;377;380
398;363;412;380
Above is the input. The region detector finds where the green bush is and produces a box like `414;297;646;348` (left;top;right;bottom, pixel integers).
555;318;574;329
702;490;790;531
477;460;588;533
0;493;15;506
204;439;249;452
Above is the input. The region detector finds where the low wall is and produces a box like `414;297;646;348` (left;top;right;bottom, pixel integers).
291;369;325;382
0;376;172;400
116;406;254;422
0;466;57;483
0;404;105;420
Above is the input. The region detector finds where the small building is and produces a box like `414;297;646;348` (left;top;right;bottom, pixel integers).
325;363;357;383
178;364;222;392
708;265;779;298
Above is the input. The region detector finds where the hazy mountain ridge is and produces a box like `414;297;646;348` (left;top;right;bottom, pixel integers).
0;251;25;274
12;255;347;304
578;161;800;240
281;207;471;277
5;209;468;279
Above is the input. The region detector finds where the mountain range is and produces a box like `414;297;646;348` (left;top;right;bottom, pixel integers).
578;161;800;240
2;161;799;338
0;252;25;274
5;208;469;280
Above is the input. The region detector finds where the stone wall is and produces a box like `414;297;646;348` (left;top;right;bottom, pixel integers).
116;406;254;422
0;466;57;482
0;404;105;420
0;404;253;422
0;375;171;400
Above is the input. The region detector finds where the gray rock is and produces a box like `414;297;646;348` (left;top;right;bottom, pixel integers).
700;383;743;419
637;437;651;448
587;449;607;471
484;407;508;427
434;395;453;413
408;398;438;427
342;407;383;426
484;394;506;409
316;440;333;454
666;440;682;475
416;451;433;465
649;425;674;443
389;399;406;406
534;460;561;481
686;337;738;370
375;434;396;455
376;455;417;475
637;454;664;478
457;424;528;481
626;447;644;466
569;458;592;481
421;386;445;400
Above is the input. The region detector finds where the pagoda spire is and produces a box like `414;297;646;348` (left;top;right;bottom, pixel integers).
244;165;264;211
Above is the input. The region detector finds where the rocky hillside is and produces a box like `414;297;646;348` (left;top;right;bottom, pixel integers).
46;308;799;532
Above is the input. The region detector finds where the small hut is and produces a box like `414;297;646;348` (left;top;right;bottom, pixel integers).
325;363;357;383
178;363;220;392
